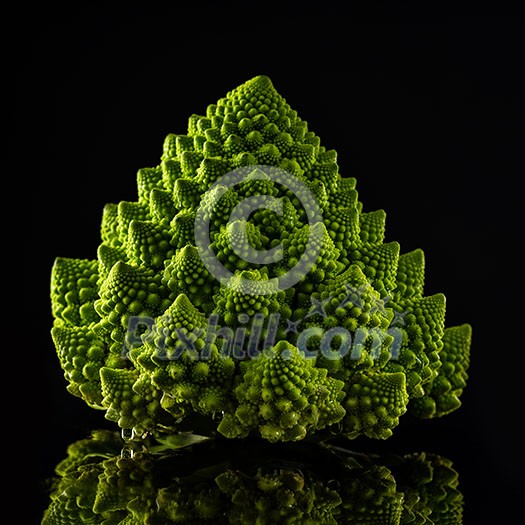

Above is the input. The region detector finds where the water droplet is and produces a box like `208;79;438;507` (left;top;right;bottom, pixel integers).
327;479;340;491
120;445;134;459
121;428;135;441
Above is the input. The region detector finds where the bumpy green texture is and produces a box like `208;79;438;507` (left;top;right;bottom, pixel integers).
42;431;464;524
50;75;472;442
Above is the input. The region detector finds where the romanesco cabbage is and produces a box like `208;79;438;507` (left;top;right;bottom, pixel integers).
50;75;472;442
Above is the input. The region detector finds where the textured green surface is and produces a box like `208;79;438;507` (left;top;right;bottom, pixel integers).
50;75;472;442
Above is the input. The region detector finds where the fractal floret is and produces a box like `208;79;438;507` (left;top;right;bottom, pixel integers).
50;75;472;442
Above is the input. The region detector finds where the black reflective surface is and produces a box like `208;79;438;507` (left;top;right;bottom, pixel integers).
41;430;463;524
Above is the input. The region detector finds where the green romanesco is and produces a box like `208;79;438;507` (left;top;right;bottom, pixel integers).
50;75;472;442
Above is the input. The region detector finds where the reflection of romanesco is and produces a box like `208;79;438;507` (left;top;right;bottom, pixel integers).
42;431;464;524
50;75;472;442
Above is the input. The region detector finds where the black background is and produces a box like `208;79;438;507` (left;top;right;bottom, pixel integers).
16;9;523;523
